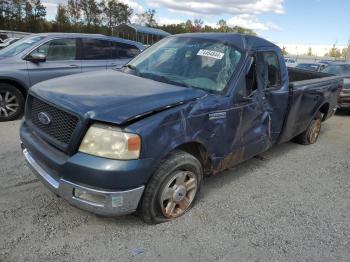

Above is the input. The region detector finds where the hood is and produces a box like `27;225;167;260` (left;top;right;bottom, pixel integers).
30;70;206;124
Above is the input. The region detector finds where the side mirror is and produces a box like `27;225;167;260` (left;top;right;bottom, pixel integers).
26;53;46;63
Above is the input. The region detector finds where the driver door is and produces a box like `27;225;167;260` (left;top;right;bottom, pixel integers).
256;50;290;144
26;38;82;86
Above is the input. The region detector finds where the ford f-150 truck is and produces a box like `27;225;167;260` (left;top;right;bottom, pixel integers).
20;33;342;224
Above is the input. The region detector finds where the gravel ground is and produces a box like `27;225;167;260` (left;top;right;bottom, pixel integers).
0;113;349;262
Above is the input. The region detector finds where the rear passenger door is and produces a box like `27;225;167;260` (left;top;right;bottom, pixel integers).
81;38;110;72
26;38;82;86
108;41;141;69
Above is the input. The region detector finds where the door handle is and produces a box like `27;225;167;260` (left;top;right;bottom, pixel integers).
69;64;79;68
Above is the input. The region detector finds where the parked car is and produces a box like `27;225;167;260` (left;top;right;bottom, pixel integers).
0;38;20;49
0;33;144;121
284;57;297;67
21;33;342;223
296;62;327;72
322;63;350;111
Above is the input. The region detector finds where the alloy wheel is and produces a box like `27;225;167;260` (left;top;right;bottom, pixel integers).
159;170;198;218
0;91;19;118
309;119;321;143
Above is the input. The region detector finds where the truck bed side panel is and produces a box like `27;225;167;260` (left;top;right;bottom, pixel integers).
278;77;341;143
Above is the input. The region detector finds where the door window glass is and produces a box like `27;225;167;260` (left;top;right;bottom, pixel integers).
111;42;140;59
262;52;281;88
30;38;77;61
82;39;111;60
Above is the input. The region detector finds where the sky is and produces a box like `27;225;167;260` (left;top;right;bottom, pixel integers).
43;0;350;47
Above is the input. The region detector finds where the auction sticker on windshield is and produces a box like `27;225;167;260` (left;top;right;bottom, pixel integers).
197;49;224;60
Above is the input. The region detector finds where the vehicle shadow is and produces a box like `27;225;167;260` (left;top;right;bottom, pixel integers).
200;141;301;197
105;142;302;226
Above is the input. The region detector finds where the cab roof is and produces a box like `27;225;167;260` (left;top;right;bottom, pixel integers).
174;33;279;51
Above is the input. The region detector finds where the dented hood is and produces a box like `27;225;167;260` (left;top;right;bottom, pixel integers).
30;70;206;124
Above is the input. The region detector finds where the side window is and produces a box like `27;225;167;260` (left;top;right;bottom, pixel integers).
82;39;110;60
237;57;257;98
111;42;140;59
262;52;281;88
30;38;77;61
244;58;258;97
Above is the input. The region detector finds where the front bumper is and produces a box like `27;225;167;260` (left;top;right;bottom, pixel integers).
339;92;350;109
23;148;145;216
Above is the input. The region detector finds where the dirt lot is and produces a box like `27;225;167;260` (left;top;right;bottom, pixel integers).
1;113;350;262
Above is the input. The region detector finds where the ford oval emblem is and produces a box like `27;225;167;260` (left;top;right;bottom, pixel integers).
38;112;51;125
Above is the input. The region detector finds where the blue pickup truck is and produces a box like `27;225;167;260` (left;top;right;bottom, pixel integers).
20;33;342;224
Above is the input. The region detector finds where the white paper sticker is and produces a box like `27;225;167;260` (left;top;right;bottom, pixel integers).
197;49;224;60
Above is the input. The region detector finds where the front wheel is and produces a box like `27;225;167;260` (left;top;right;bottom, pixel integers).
0;83;25;122
139;150;203;224
293;112;322;145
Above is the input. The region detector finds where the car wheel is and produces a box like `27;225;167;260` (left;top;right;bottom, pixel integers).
139;150;203;224
0;83;24;122
293;112;322;145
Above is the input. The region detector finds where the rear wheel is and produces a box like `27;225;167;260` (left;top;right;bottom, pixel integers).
293;112;322;145
139;150;203;224
0;83;24;122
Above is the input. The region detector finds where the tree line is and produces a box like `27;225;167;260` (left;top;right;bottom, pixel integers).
0;0;256;37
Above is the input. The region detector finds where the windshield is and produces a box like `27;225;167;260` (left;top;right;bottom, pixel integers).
322;64;350;76
126;36;242;92
0;36;45;57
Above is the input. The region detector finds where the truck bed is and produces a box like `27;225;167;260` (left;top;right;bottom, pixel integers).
288;67;333;85
278;68;342;144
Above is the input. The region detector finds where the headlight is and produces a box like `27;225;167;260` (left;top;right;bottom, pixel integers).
79;124;141;160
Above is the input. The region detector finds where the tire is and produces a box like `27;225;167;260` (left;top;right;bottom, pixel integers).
293;112;322;145
139;150;203;224
0;83;25;122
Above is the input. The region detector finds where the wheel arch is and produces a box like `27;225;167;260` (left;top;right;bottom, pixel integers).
173;141;213;175
0;78;28;99
318;102;330;121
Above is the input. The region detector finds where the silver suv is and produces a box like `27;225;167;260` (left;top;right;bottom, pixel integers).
0;33;144;121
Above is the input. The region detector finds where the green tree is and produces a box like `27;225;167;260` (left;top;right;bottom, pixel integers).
67;0;81;24
19;0;46;32
193;18;203;32
217;19;229;32
282;46;288;56
325;44;341;58
31;0;46;19
184;19;194;32
341;47;348;58
307;47;312;56
80;0;101;27
233;26;256;35
136;8;157;27
101;0;132;30
54;4;70;32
